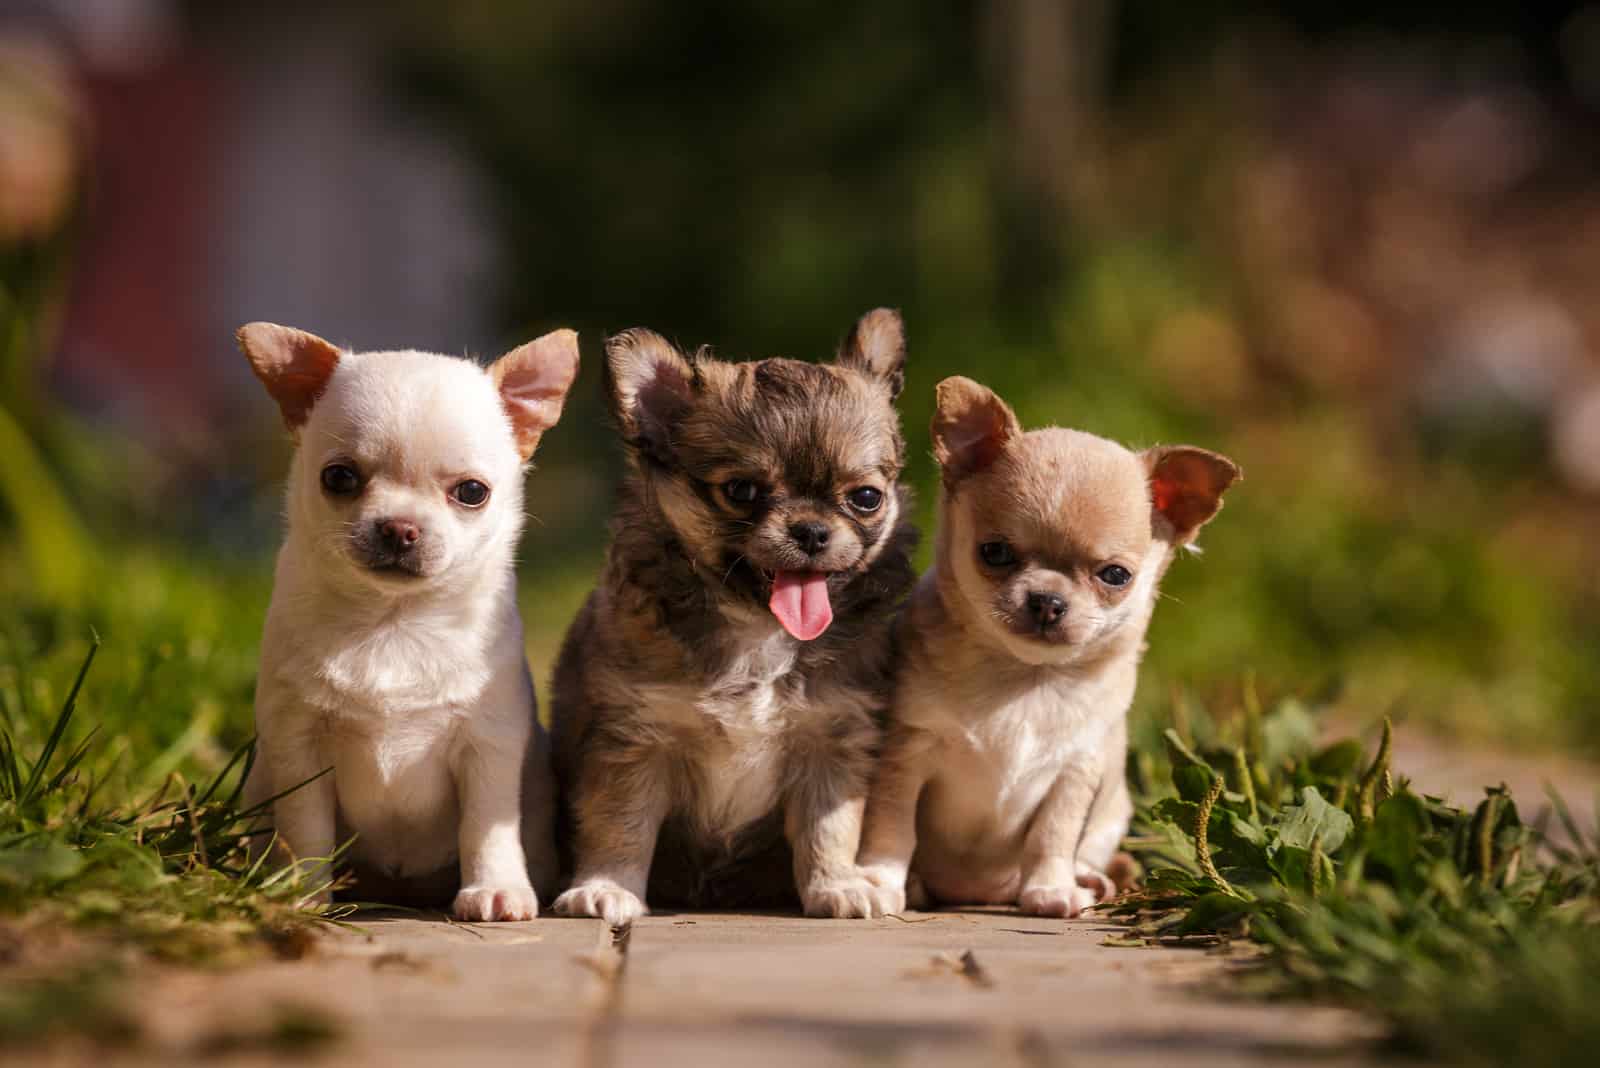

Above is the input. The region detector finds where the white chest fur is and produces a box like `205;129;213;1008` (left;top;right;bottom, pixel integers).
255;573;516;876
289;615;493;717
637;620;822;841
324;711;462;874
909;666;1127;852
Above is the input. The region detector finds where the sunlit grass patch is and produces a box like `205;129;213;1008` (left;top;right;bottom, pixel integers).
0;637;331;1050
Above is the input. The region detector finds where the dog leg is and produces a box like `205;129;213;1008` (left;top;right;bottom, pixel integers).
451;714;539;922
854;726;933;917
784;737;884;919
553;743;670;927
1016;765;1100;918
1073;720;1134;902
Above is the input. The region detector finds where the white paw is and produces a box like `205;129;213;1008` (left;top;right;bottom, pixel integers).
802;876;902;919
553;880;648;927
858;864;910;916
859;862;905;892
1074;864;1118;903
453;884;540;922
1018;883;1098;918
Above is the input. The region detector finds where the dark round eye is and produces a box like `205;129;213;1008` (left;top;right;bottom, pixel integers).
1098;564;1132;587
979;541;1017;568
724;479;760;505
320;464;360;496
452;479;491;507
847;487;884;513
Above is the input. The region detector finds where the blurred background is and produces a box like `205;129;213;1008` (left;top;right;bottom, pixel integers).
3;0;1599;778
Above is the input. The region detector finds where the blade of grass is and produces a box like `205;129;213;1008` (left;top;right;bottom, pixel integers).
195;739;255;812
18;634;98;803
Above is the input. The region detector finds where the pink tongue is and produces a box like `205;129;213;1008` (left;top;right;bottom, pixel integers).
769;571;834;641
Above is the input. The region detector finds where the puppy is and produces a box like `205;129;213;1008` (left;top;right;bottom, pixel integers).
854;377;1238;917
550;310;918;925
237;322;577;921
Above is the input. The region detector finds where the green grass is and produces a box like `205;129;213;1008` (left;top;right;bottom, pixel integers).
1113;691;1600;1067
0;592;335;1050
0;637;326;926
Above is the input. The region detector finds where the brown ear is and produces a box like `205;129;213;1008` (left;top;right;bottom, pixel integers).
490;328;580;461
1143;446;1241;543
836;307;906;398
931;376;1021;484
605;328;696;465
236;322;342;430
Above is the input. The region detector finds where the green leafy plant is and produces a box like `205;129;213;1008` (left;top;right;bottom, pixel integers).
1116;694;1600;1066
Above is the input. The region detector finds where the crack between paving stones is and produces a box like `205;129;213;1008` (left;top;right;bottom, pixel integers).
578;923;631;1068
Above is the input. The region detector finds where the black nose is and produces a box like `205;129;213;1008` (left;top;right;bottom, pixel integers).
377;518;422;552
788;521;831;556
1026;592;1067;628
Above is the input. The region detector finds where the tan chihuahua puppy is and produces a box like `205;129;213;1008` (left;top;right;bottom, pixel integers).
239;323;577;921
854;377;1238;918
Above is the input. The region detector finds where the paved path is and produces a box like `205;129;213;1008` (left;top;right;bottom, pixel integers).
121;912;1375;1068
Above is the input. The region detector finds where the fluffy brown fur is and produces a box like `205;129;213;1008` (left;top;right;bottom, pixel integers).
550;310;918;924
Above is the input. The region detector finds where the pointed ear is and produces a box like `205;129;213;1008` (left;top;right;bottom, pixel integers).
236;322;342;430
489;328;580;461
931;376;1021;484
836;307;906;398
1143;446;1241;544
605;328;696;465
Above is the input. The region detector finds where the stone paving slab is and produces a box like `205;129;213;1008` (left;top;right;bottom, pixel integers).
614;912;1374;1068
116;916;611;1067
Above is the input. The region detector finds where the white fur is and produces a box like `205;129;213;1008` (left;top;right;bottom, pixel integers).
244;348;550;921
629;613;864;840
886;633;1134;893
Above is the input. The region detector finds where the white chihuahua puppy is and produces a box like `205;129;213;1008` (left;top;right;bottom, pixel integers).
238;322;577;921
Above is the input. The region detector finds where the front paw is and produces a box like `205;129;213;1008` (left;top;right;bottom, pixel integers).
553;879;648;927
453;884;539;922
1018;883;1098;918
1074;863;1118;904
858;864;910;915
802;876;902;919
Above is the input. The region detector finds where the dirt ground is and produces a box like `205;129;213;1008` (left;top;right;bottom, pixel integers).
14;727;1595;1068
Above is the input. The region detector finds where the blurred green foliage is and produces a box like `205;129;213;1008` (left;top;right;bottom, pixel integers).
0;0;1595;796
0;122;95;599
368;0;1600;750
